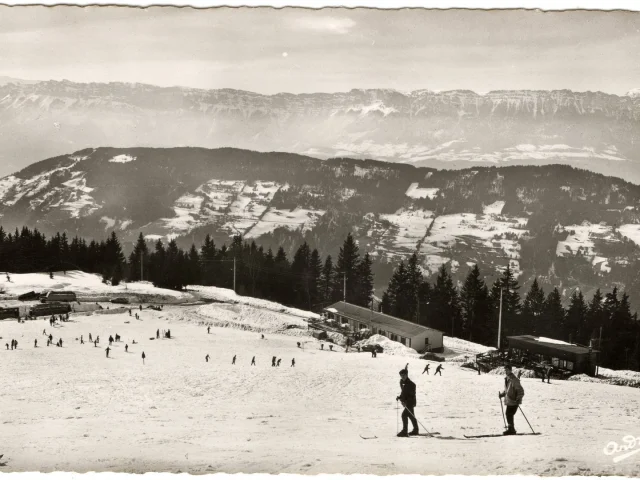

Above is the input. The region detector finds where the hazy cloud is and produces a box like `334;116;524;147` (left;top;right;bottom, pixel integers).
290;16;356;34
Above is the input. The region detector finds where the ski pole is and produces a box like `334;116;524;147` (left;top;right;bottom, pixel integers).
519;406;536;434
402;405;433;437
498;392;507;428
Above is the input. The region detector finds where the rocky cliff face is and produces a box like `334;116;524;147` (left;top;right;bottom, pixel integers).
1;80;639;181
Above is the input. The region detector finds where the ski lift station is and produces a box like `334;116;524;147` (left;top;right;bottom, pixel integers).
324;301;444;353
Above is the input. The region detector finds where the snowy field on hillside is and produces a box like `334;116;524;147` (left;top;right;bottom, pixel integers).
0;271;189;300
1;304;639;475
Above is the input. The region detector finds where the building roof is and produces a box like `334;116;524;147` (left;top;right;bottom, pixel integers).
324;301;443;338
508;335;598;356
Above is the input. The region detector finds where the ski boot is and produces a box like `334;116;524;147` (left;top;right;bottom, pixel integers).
397;430;408;437
503;426;517;436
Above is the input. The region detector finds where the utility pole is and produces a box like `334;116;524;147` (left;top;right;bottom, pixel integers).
599;326;603;350
233;257;236;293
497;288;503;350
343;273;346;303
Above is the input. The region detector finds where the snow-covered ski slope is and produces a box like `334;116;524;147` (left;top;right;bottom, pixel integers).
0;273;639;474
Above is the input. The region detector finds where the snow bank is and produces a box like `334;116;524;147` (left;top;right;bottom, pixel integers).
188;285;321;320
357;334;421;357
491;366;538;378
108;154;136;163
569;374;640;389
443;336;496;354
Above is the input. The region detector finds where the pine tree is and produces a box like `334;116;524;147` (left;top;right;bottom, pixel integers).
460;265;491;343
586;289;605;347
354;252;374;308
200;234;217;286
405;253;423;322
320;255;334;305
565;290;587;343
291;242;312;309
541;287;565;338
384;261;410;319
187;244;201;286
309;249;323;311
128;233;149;282
521;278;545;335
331;233;360;303
431;265;462;335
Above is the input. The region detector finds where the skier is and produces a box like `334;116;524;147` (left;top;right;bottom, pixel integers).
435;364;443;376
80;335;84;345
232;355;236;365
251;356;256;366
205;354;210;363
140;305;143;311
291;358;295;367
320;344;324;350
49;334;53;343
43;329;46;335
89;333;92;342
207;326;211;334
261;334;265;340
129;309;132;316
96;336;100;343
272;356;277;367
396;368;419;437
109;335;114;346
59;339;62;347
422;364;430;375
166;329;171;339
105;346;111;358
277;358;282;367
94;340;98;347
34;339;37;348
499;365;525;435
142;351;146;364
125;344;129;353
5;343;8;350
14;340;18;349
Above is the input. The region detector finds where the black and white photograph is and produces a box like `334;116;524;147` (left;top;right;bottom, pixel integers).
1;3;640;476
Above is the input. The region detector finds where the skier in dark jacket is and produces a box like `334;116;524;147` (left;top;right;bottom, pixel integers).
105;346;111;358
34;339;37;348
205;354;210;363
396;369;419;437
232;355;236;365
435;364;443;376
272;356;277;367
422;364;430;375
291;358;295;367
251;356;256;366
142;351;146;364
125;344;129;353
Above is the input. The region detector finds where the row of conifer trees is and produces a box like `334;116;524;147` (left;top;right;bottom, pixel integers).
1;225;638;370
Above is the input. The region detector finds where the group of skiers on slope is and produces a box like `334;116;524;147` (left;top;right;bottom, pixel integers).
421;363;444;376
396;364;524;437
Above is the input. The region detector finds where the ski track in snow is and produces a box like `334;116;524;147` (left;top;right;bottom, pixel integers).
0;278;639;474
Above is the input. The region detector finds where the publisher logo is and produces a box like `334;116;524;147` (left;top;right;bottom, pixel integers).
603;435;640;463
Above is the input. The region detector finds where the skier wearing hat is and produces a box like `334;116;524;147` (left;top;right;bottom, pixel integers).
396;368;419;437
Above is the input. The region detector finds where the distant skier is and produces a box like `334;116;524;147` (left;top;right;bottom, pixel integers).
105;346;111;358
125;344;129;353
47;339;50;347
59;339;62;347
422;364;430;375
80;335;84;345
109;335;114;346
96;336;100;343
232;355;236;365
34;339;37;348
94;340;98;348
49;334;53;343
89;333;92;342
207;326;211;334
205;354;210;363
396;368;419;437
499;365;525;435
43;329;46;335
129;309;132;316
320;344;324;350
142;351;146;364
13;340;18;349
251;356;256;366
297;342;301;348
277;358;281;367
261;334;265;340
291;358;295;367
435;364;443;376
272;356;277;367
140;305;143;311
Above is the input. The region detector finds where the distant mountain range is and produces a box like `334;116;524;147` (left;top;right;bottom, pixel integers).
1;79;640;182
3;147;640;309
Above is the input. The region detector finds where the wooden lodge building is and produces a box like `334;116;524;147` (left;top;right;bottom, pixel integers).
507;335;600;376
324;301;444;353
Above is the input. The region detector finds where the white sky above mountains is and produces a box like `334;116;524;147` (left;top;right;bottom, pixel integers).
0;7;639;95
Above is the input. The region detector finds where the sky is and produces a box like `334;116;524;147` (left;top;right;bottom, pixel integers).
1;7;640;95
